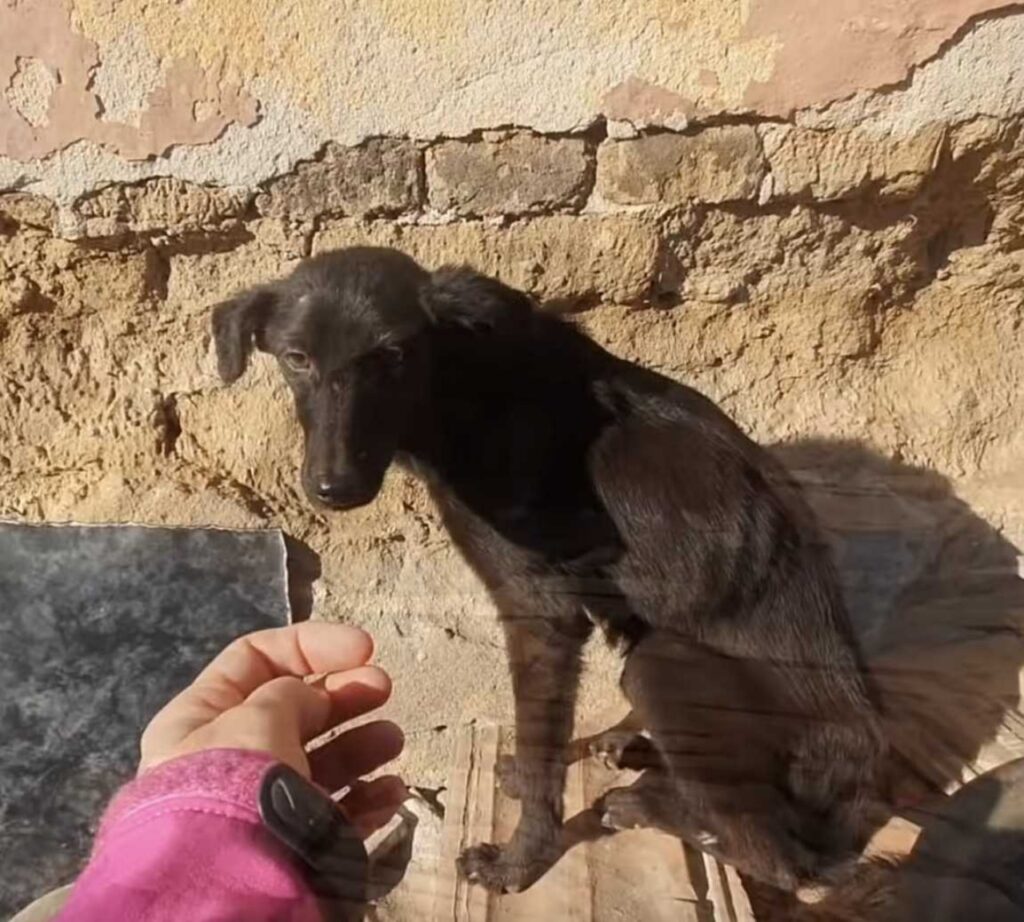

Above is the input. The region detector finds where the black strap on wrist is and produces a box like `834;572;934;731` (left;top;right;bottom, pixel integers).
258;763;369;920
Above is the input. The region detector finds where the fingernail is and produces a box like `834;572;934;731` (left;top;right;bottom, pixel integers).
322;670;369;693
321;672;348;692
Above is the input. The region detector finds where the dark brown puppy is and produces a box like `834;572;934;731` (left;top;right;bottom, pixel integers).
211;247;886;895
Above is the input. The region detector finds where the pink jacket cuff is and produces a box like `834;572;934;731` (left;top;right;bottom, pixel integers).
54;749;322;922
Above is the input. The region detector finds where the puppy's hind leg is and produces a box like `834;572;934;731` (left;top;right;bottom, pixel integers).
617;631;818;892
500;710;657;800
593;766;770;876
597;768;814;892
787;719;888;870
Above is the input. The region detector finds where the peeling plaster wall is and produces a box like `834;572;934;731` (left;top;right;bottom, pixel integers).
1;1;1023;205
2;1;1024;792
0;0;257;164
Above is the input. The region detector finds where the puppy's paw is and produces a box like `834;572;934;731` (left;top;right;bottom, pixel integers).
596;785;651;831
456;844;552;893
457;842;535;893
495;754;521;799
588;730;649;771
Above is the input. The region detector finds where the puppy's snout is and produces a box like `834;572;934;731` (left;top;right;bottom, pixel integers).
309;474;377;511
315;479;348;504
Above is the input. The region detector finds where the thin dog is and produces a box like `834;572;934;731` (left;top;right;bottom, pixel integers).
211;247;887;896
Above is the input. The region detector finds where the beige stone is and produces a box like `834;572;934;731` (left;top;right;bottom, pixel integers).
0;276;53;315
255;139;422;221
2;0;1019;205
596;127;766;206
666;205;921;311
313;214;659;304
762;124;947;201
0;193;56;230
426;134;588;216
164;220;309;315
72;177;250;237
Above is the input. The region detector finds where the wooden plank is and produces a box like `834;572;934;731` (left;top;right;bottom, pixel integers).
563;759;592;921
470;725;500;922
705;854;757;922
865;815;922;859
582;759;711;922
723;863;757;922
434;722;753;922
366;795;444;914
481;725;590;922
587;828;710;922
432;723;477;922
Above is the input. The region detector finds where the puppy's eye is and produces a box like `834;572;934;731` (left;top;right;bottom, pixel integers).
282;350;311;372
377;344;404;366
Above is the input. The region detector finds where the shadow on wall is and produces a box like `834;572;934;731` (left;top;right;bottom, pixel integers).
283;533;323;623
774;438;1024;795
738;439;1024;920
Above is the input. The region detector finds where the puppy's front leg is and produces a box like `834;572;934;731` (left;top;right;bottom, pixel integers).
458;603;589;893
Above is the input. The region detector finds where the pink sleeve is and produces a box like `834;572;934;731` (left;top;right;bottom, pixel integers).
54;749;323;922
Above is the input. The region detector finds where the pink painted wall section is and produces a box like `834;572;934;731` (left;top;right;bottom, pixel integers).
741;0;1019;114
603;77;695;131
603;0;1020;124
0;0;258;161
1;0;1022;197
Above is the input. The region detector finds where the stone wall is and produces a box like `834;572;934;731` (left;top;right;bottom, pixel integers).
2;2;1024;784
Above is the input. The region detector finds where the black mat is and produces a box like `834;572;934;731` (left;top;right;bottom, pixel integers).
0;524;293;917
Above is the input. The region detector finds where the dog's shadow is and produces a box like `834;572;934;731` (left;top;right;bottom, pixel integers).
557;437;1024;916
737;438;1024;918
774;437;1024;796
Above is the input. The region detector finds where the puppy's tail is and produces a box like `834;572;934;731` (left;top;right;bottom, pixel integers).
797;857;902;921
787;717;889;855
739;858;901;922
784;721;900;920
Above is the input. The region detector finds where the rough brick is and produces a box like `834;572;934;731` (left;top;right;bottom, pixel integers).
596;127;766;205
72;178;250;237
426;134;589;216
313;214;658;304
165;220;308;321
0;193;56;231
761;124;946;201
256;139;421;220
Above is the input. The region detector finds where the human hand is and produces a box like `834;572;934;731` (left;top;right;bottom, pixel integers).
140;622;405;836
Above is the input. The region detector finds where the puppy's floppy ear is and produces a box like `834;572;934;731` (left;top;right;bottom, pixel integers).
210;285;277;383
420;266;533;331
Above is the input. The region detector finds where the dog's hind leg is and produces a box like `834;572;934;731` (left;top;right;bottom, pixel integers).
595;769;744;873
615;631;820;892
596;767;813;891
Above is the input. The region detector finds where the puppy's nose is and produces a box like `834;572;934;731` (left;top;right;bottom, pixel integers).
312;476;376;510
316;480;350;504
